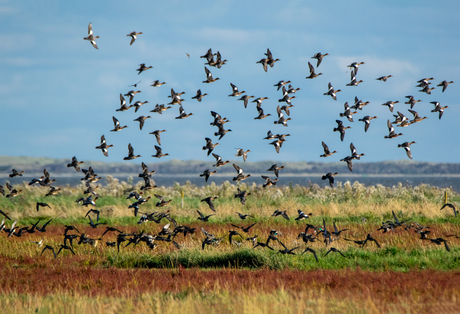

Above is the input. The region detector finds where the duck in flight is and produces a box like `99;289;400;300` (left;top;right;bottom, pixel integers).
127;31;143;45
83;23;99;49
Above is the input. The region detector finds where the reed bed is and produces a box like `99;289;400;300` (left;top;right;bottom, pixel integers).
1;178;458;223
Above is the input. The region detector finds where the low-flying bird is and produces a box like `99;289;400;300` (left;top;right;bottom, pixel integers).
236;212;254;220
199;169;217;182
295;209;312;220
322;172;338;188
67;156;84;171
41;245;57;259
231;223;257;233
232;164;251;181
85;209;101;223
88;215;106;228
362;233;381;248
154;194;172;207
261;175;278;188
332;222;348;237
422;237;450;252
271;209;289;220
211;153;229;168
36;219;52;232
201;196;218;212
276;241;299;255
197;210;215;222
302;247;318;261
324;247;346;257
235;148;250;162
234;187;251;205
229;230;243;245
9;169;24;177
267;164;285;177
440;203;458;217
36;202;51;212
0;209;11;220
57;244;76;257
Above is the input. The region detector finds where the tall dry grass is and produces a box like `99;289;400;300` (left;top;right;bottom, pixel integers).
1;177;457;222
1;285;459;314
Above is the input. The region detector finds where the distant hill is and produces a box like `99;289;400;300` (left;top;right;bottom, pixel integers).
0;156;459;176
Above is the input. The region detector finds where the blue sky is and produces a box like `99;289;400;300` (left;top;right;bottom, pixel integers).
1;1;459;165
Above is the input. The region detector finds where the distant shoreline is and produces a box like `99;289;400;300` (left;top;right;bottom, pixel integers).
1;156;460;176
1;173;459;178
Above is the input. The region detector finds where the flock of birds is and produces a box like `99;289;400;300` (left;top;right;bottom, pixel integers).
0;23;457;259
0;168;458;259
82;22;454;190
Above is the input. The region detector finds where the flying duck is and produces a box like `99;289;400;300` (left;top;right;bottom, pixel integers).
83;23;99;49
398;141;416;159
133;116;151;130
311;52;329;67
124;143;141;160
127;31;143;45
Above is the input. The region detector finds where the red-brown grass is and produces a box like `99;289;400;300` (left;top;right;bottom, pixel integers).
1;266;460;312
